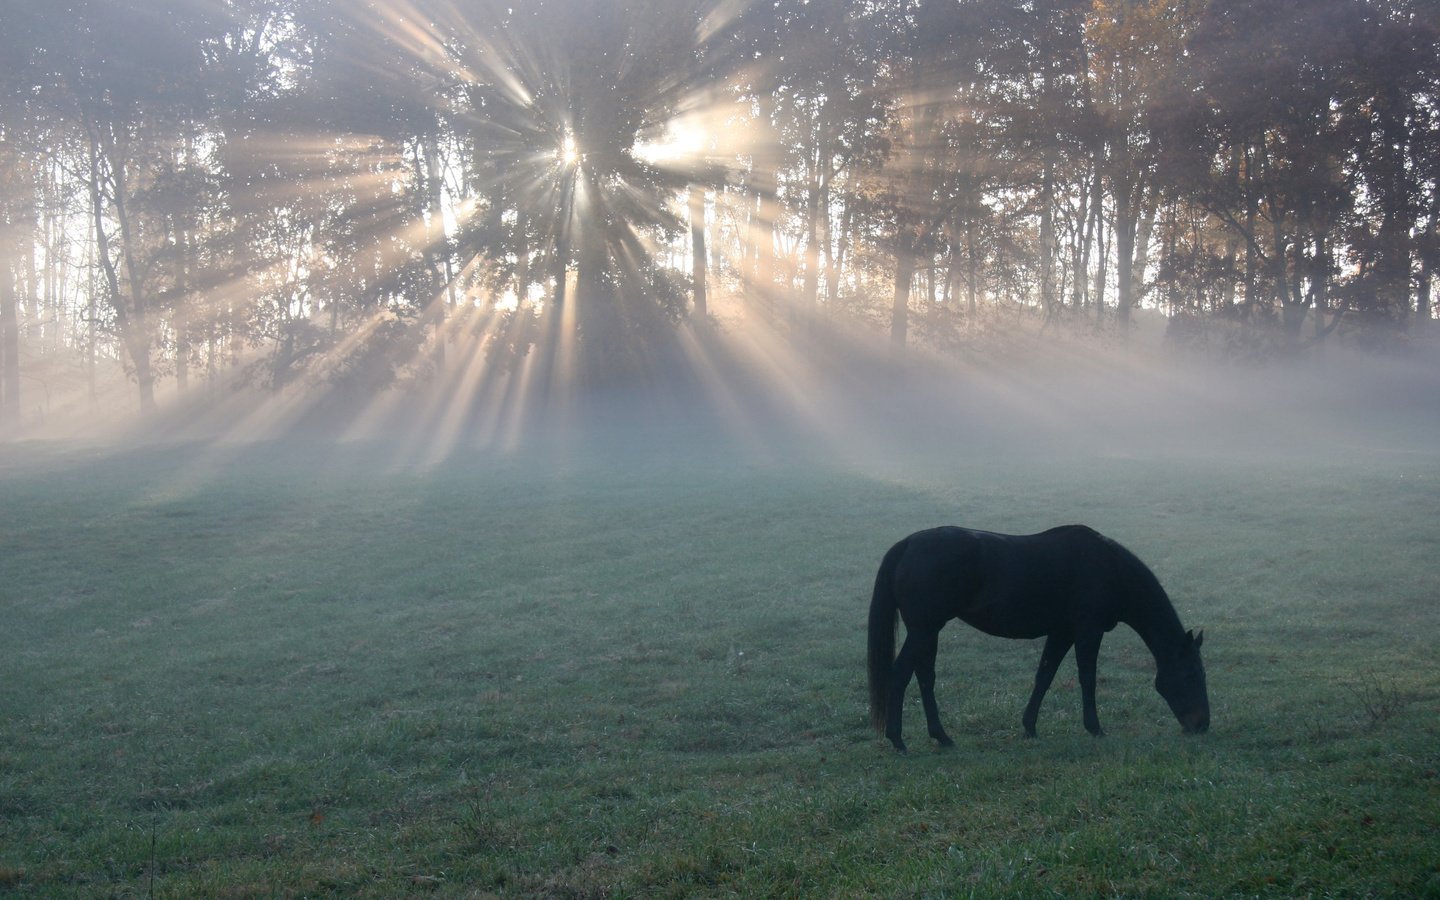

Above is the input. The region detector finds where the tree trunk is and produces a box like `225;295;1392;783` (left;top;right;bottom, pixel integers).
944;237;957;306
22;197;37;346
1072;164;1093;311
1417;263;1431;334
929;253;941;309
1092;198;1108;323
86;208;97;398
1313;234;1333;343
828;198;853;308
1114;181;1138;328
818;165;833;309
966;220;980;318
1220;239;1237;315
754;176;780;321
1281;239;1307;337
1040;154;1056;320
891;21;940;350
87;127;155;413
0;255;18;429
552;181;573;315
1162;202;1180;317
575;201;618;368
176;221;191;393
1243;142;1259;310
422;133;451;368
1374;85;1413;325
514;207;530;306
802;171;822;315
42;162;59;350
1418;214;1434;334
891;227;914;348
750;96;782;323
688;184;708;320
1115;223;1134;327
1126;190;1157;323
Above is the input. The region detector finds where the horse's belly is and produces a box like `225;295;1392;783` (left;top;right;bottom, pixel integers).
955;607;1050;641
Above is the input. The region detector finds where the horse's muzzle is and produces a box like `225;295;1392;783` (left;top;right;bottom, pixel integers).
1181;713;1210;735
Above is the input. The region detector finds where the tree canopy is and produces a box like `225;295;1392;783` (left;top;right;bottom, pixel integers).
1;0;1436;426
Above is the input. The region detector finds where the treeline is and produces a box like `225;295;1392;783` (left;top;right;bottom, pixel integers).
0;0;1437;422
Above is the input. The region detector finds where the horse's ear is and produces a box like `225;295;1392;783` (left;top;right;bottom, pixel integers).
1193;630;1204;650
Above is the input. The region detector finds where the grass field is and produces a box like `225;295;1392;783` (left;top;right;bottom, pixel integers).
2;415;1439;896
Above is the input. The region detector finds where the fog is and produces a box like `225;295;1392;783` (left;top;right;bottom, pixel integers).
11;312;1438;484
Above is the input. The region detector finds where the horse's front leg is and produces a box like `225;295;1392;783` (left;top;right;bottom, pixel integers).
1022;631;1074;738
1075;630;1105;736
914;631;953;748
885;633;919;753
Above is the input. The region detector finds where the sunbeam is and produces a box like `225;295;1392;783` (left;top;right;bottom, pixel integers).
3;0;1433;487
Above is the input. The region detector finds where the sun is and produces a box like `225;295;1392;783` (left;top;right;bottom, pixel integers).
558;132;579;166
633;119;707;166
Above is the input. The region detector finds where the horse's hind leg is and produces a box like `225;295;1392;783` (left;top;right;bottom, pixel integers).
914;631;954;748
1075;630;1105;736
1022;631;1073;738
885;633;920;753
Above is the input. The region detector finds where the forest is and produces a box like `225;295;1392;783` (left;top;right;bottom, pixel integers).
0;0;1438;430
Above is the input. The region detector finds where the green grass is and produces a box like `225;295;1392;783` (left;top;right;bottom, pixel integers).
2;437;1438;897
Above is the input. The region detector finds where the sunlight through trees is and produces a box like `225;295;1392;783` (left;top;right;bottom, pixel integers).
0;0;1436;429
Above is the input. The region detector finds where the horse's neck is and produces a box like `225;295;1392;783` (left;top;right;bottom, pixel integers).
1124;591;1187;662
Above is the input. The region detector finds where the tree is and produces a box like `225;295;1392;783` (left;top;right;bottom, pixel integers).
1087;0;1196;329
454;0;721;375
1171;0;1439;346
6;0;229;412
0;64;28;429
1342;0;1440;329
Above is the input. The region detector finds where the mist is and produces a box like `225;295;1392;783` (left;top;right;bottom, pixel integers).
11;308;1436;492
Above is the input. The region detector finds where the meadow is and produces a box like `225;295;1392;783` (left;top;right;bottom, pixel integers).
2;403;1438;896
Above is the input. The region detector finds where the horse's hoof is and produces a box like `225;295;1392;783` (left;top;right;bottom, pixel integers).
1023;729;1038;739
935;736;955;749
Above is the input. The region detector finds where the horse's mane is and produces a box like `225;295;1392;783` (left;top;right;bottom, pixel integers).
1099;533;1186;643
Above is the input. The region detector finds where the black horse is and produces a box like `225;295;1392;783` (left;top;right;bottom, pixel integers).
867;525;1209;752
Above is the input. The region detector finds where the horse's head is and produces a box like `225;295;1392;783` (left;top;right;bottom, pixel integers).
1155;629;1209;734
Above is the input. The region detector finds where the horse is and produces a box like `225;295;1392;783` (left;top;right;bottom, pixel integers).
867;525;1209;752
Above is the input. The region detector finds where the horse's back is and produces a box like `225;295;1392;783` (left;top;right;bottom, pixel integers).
888;524;1120;638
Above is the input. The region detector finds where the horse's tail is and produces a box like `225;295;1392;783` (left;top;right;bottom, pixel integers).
867;538;906;734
